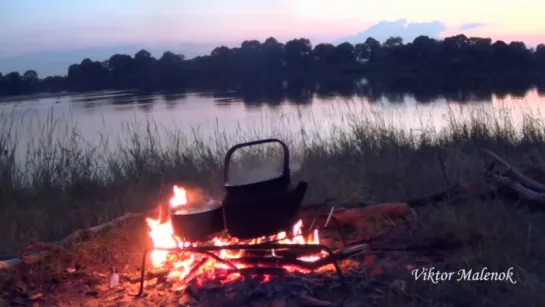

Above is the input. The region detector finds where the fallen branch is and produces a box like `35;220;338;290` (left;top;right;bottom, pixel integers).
528;148;545;167
332;203;409;226
0;211;147;270
404;149;545;208
482;148;545;192
447;180;497;205
494;175;545;204
16;242;72;258
299;202;410;231
405;183;481;207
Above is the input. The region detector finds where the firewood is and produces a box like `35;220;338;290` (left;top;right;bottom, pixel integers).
332;203;409;226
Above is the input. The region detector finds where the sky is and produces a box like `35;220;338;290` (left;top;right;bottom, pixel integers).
1;0;544;76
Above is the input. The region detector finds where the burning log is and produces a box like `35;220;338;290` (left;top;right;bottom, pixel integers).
147;268;170;279
173;257;210;291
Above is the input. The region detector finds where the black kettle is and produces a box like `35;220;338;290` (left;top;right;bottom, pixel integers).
221;138;308;239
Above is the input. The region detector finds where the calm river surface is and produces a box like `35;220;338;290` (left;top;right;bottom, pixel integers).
1;85;545;155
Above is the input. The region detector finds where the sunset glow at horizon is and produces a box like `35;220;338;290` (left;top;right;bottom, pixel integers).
1;0;544;57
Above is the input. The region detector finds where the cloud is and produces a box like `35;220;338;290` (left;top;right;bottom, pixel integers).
458;22;487;31
335;19;447;44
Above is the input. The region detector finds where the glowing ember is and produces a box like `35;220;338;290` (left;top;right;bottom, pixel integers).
145;185;325;283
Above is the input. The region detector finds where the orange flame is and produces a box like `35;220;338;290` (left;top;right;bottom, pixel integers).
170;185;187;211
145;185;324;282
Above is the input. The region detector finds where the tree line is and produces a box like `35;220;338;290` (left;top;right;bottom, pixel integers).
1;34;545;97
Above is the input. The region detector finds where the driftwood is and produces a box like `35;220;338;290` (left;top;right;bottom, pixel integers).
482;149;545;192
494;176;545;203
401;148;545;207
481;148;545;204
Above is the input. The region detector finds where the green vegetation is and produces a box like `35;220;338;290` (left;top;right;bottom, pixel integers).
1;108;545;305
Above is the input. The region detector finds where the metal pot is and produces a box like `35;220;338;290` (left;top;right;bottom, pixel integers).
170;201;225;242
222;139;308;239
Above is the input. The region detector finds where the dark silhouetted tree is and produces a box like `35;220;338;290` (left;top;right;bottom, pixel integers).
1;33;545;97
284;38;312;69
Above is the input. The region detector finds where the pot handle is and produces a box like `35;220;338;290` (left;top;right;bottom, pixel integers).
224;138;290;184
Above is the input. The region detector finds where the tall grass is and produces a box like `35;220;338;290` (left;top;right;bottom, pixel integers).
1;107;545;257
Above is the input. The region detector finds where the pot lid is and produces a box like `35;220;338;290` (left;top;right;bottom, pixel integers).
171;199;222;215
225;169;284;187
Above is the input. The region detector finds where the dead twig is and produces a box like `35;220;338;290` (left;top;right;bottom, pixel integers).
437;154;452;200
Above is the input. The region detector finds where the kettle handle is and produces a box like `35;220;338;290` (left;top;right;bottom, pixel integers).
223;138;290;184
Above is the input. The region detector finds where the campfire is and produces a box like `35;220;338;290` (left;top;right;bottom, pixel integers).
136;139;369;297
142;185;338;293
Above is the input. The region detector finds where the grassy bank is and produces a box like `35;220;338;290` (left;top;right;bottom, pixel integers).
1;109;545;305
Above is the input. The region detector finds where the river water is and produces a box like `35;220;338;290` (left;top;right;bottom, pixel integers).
1;84;545;157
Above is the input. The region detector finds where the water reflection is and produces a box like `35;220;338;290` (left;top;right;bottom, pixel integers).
112;94;135;105
2;76;545;159
2;77;542;112
285;80;313;105
214;97;242;107
73;91;134;104
135;95;157;113
54;76;540;109
163;93;185;110
112;104;136;112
